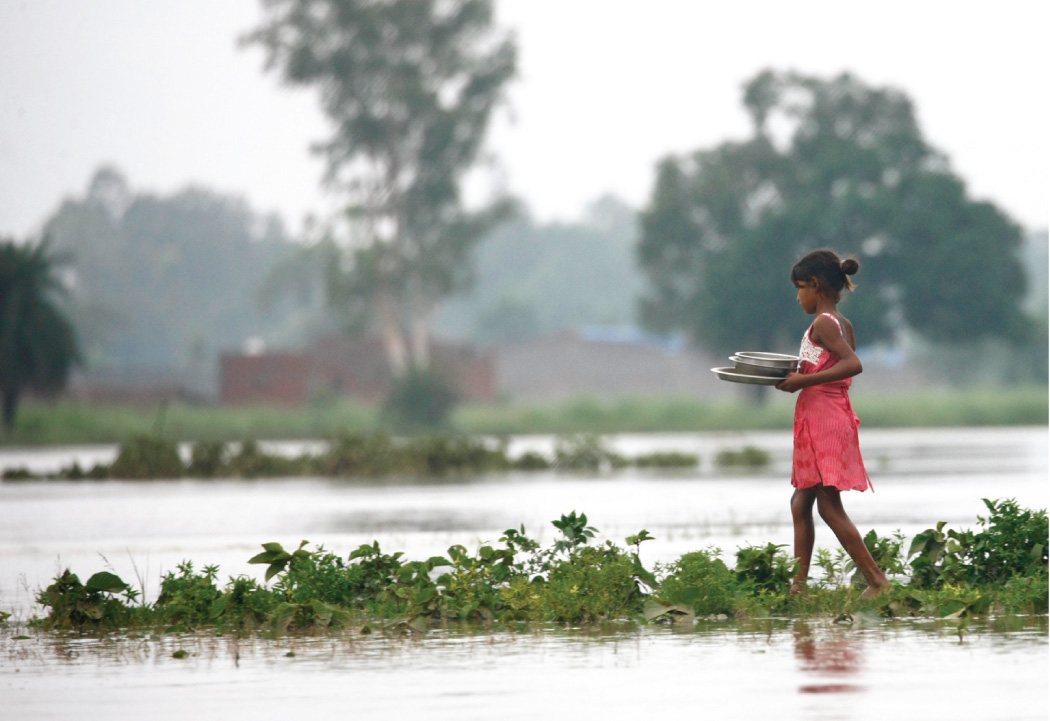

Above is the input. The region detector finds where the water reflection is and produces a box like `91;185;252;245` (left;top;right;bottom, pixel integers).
793;621;865;695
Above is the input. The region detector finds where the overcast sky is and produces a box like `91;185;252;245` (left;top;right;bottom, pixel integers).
1;0;1047;240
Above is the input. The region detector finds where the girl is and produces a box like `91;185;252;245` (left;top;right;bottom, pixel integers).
776;249;888;598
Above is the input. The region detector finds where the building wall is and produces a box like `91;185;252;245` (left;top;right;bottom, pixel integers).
493;331;731;402
219;336;496;406
219;353;312;405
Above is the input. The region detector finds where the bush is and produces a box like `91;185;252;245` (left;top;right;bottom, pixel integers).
657;549;737;616
553;434;627;471
110;436;183;479
715;446;770;468
544;544;645;624
382;367;459;431
154;562;222;629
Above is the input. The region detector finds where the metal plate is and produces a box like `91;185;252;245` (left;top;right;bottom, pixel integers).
712;367;784;386
729;356;792;377
733;351;799;368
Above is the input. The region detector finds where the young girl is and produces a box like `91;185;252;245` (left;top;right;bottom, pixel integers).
776;249;888;598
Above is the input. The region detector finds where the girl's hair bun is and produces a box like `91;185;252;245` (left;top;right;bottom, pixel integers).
840;258;860;276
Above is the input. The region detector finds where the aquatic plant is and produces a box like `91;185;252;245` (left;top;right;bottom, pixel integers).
9;431;716;481
655;548;737;617
715;446;770;468
109;436;182;479
908;498;1048;589
553;434;628;471
28;499;1050;635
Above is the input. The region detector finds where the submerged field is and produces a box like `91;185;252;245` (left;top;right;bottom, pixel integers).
1;427;1046;720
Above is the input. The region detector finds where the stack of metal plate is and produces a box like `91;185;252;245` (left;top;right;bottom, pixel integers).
711;352;799;386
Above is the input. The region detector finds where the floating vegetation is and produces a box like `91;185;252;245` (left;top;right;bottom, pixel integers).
715;445;771;468
0;432;704;481
24;500;1048;637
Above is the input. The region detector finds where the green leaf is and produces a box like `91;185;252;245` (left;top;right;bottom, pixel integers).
84;571;127;594
643;600;694;623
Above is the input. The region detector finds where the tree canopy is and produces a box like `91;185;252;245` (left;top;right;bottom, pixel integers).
43;167;299;390
244;0;516;374
637;70;1030;356
0;238;79;433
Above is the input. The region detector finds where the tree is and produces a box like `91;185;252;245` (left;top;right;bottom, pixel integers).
44;167;300;389
0;238;79;434
244;0;517;375
637;70;1029;358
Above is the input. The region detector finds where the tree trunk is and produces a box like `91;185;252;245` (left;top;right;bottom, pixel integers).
1;386;18;436
375;291;408;377
407;304;433;370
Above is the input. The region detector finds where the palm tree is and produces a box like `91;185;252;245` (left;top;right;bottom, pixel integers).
0;238;80;434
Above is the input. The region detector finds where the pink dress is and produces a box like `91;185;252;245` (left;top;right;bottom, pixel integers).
792;313;871;492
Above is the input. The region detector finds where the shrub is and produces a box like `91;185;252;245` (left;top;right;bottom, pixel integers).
110;436;183;479
35;570;137;631
715;446;770;468
735;543;797;595
382;367;459;431
658;549;737;616
553;434;627;471
154;562;222;629
544;544;645;624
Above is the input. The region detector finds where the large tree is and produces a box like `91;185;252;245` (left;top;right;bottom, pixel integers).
244;0;516;374
0;239;79;434
637;70;1029;357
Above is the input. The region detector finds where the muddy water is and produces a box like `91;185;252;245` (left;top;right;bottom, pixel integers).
0;427;1046;720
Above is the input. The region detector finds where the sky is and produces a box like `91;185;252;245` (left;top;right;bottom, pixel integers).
1;0;1047;240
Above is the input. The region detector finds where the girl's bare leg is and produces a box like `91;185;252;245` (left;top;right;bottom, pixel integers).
815;487;889;596
790;488;818;593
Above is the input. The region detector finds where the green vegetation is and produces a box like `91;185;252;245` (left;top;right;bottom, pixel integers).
0;238;80;434
27;501;1047;636
3;385;1044;446
0;432;700;481
245;0;516;378
637;70;1036;363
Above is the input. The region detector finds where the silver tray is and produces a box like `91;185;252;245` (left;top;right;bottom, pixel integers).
729;355;792;377
733;351;799;368
712;367;784;386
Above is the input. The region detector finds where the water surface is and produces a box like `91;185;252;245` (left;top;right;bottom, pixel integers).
0;427;1046;720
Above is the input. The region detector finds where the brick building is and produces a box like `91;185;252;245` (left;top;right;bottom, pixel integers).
219;335;495;405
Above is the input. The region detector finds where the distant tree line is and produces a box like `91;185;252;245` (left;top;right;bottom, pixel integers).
42;167;303;390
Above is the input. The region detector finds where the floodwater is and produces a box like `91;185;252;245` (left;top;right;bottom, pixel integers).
0;427;1046;720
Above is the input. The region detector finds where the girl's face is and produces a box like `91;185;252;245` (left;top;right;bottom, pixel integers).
794;279;820;314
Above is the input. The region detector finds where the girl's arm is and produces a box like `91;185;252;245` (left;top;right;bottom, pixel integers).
776;315;862;393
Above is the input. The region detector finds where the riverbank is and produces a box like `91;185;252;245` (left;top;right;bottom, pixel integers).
5;385;1046;445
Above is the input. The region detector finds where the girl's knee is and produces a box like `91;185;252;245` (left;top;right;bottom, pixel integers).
790;490;815;519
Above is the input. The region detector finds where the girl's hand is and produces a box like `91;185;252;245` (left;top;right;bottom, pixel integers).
776;372;806;393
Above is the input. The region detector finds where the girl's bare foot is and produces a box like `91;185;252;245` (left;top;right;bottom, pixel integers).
860;583;889;599
790;581;809;597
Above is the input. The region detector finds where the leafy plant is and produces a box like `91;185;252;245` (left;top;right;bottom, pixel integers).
969;498;1048;583
553;434;627;471
551;511;598;554
109;436;183;479
382;368;460;431
154;562;222;629
715;446;770;468
657;548;736;617
36;570;136;631
735;543;797;595
249;541;313;582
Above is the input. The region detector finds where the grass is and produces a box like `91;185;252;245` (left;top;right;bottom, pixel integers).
4;384;1046;446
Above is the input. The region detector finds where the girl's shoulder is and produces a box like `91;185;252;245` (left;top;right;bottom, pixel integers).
811;312;856;348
